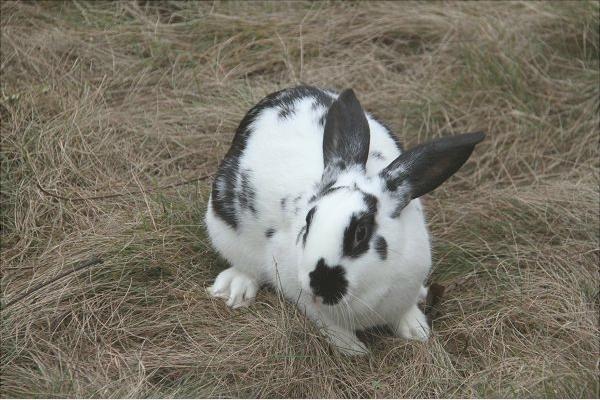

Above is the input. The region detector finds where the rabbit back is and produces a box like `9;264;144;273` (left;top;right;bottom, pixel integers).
208;86;402;237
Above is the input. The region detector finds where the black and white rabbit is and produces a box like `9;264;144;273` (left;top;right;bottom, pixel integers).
205;86;484;355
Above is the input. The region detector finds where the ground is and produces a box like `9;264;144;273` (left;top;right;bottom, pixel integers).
1;1;598;398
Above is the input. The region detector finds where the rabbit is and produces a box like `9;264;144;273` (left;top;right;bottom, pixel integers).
205;85;484;355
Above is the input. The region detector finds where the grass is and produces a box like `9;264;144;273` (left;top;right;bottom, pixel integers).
1;1;598;397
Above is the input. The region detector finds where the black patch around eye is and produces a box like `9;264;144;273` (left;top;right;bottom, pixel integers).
342;193;378;258
374;235;387;260
303;206;317;246
309;258;348;305
343;214;374;258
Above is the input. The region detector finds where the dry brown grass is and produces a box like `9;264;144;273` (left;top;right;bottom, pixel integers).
1;1;598;398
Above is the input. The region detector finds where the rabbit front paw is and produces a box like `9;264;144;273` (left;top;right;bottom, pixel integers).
208;267;259;309
394;304;430;342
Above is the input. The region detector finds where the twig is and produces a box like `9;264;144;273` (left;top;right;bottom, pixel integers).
3;256;104;309
36;173;213;202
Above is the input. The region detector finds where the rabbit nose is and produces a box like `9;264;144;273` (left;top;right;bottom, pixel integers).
308;258;348;306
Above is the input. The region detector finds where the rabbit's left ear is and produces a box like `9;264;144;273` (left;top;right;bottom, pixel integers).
322;89;370;170
380;132;485;200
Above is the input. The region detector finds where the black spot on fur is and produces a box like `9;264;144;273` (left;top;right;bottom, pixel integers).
265;228;276;238
390;201;408;219
342;194;378;258
379;170;409;218
320;180;335;192
374;235;387;260
278;106;294;119
293;194;303;215
210;98;265;228
309;258;348;305
363;192;378;215
280;197;287;210
238;170;257;214
211;86;336;229
211;174;239;228
296;226;306;245
321;185;343;198
370;151;384;160
303;206;317;246
309;181;344;203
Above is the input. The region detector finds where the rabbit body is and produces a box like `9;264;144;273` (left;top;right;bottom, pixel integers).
205;86;483;354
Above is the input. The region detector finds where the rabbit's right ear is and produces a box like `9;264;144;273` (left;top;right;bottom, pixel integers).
380;132;485;202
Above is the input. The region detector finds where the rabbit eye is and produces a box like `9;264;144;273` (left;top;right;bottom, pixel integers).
343;213;375;258
354;222;368;245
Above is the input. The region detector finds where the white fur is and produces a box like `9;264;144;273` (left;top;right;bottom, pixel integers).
205;91;432;355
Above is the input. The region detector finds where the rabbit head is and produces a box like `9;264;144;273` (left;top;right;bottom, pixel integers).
296;89;484;306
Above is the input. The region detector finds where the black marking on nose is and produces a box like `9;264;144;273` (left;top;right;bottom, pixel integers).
309;258;348;305
374;235;387;260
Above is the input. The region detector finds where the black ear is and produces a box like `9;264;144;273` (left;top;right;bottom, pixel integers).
323;89;370;169
380;132;485;199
